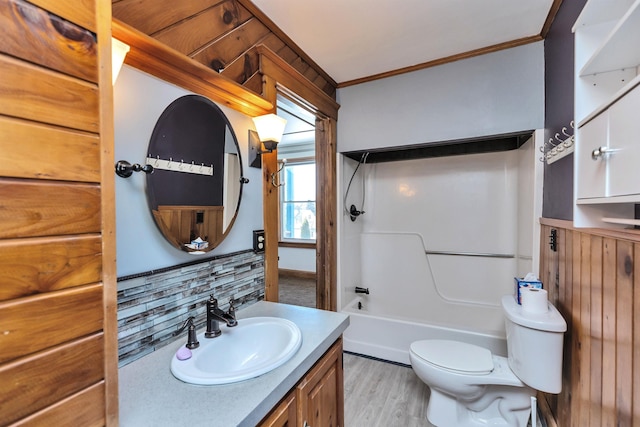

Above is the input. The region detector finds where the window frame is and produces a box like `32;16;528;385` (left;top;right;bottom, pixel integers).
278;157;317;245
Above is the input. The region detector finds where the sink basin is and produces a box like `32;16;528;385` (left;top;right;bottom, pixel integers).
171;316;302;385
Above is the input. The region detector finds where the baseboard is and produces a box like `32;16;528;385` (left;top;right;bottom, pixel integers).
278;268;316;280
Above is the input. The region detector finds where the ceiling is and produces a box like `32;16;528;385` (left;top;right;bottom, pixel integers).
252;0;556;85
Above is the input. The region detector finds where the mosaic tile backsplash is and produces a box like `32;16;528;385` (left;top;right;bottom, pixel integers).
117;250;264;367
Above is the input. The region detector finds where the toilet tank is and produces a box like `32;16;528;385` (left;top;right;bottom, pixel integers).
501;295;567;393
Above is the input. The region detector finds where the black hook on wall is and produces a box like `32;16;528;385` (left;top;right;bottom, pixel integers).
115;160;154;178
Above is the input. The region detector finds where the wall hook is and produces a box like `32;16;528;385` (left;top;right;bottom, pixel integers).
271;160;286;188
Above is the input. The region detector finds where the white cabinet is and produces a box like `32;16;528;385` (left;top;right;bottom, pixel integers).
576;111;608;200
608;84;640;197
573;0;640;228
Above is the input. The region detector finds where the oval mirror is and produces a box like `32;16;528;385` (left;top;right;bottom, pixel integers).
146;94;243;254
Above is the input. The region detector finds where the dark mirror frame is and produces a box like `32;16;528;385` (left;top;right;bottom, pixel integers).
145;94;244;254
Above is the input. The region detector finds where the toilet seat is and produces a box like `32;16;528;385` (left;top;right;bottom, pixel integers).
410;340;494;375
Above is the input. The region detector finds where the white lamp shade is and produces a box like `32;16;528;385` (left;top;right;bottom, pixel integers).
252;114;287;143
112;37;130;84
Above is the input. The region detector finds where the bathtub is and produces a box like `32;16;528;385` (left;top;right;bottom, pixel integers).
342;296;507;365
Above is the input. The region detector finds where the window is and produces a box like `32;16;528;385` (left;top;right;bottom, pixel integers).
280;160;316;242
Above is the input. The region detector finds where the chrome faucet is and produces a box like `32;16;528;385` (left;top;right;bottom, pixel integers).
205;295;237;338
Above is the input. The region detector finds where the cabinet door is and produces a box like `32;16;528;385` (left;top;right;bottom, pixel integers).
297;339;344;427
576;111;609;199
260;392;297;427
607;83;640;197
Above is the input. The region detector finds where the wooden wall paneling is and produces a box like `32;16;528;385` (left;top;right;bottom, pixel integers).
539;219;640;427
235;0;337;95
0;0;98;83
0;235;103;301
570;229;582;427
0;333;104;425
1;0;114;422
112;0;220;35
0;284;103;363
112;19;274;117
220;49;259;86
634;242;640;426
0;55;99;133
589;235;603;426
0;117;100;182
579;233;592;426
11;382;106;427
0;179;101;239
559;228;573;426
27;0;96;32
152;1;252;56
616;240;633;425
191;18;271;72
601;237;617;426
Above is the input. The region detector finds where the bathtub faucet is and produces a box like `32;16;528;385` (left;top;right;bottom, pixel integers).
355;286;370;295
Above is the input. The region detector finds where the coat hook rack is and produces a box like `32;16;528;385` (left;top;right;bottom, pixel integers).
541;121;574;164
146;155;213;176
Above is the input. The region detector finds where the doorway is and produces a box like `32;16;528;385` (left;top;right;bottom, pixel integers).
274;94;318;308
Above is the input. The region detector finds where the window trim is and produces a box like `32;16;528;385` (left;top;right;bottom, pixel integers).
278;158;316;243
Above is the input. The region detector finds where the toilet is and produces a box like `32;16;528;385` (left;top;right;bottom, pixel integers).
410;295;566;427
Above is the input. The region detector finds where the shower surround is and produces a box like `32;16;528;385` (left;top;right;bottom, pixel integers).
339;137;542;362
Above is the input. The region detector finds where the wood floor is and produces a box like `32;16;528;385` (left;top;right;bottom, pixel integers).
278;274;433;425
343;352;434;427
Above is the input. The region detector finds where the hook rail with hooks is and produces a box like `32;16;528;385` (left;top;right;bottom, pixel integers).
540;121;575;165
146;155;213;176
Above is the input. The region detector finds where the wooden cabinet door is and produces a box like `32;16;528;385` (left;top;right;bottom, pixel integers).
260;392;298;427
296;339;344;427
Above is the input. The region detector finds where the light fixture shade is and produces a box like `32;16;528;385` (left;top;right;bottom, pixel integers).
112;37;130;84
252;114;287;145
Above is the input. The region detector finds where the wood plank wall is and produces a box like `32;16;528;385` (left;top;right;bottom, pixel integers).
539;218;640;427
0;0;117;424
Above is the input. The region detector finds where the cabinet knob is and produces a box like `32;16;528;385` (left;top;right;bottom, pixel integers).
303;422;310;427
591;146;620;160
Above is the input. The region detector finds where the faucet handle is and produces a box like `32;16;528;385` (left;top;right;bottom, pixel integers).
208;294;218;308
177;316;199;349
228;297;236;319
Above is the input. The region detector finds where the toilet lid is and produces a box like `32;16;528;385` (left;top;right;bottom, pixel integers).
411;340;494;375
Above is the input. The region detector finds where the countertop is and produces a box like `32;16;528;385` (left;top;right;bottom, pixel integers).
118;301;350;427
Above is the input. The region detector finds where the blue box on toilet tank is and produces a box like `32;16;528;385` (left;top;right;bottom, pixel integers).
514;277;543;304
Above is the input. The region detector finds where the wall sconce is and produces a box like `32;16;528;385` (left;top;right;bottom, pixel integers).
112;37;130;85
249;113;287;168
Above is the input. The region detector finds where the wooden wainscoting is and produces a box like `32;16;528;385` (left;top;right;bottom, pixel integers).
539;218;640;427
0;0;118;424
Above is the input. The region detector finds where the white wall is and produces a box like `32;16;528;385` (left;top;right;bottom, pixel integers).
114;66;263;277
278;247;316;272
336;42;544;153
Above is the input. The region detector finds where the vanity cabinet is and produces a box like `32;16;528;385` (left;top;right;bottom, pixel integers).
573;0;640;227
260;338;344;427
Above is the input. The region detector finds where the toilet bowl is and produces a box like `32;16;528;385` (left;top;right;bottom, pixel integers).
410;295;567;427
410;340;534;427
